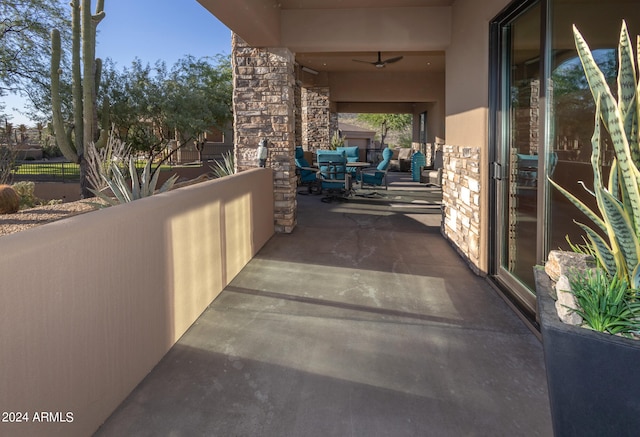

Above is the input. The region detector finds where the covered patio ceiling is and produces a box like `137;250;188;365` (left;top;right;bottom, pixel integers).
196;0;451;72
197;0;451;115
295;51;445;75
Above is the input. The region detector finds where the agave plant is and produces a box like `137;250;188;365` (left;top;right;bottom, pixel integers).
329;131;344;150
86;129;132;192
210;151;236;178
549;21;640;290
91;157;178;205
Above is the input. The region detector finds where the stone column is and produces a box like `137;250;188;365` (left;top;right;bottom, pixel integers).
329;111;339;142
294;80;302;148
232;33;297;233
302;86;331;151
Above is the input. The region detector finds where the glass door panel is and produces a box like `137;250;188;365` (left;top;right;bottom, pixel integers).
548;1;639;253
493;2;541;313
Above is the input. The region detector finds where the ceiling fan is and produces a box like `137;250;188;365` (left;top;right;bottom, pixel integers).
352;52;403;68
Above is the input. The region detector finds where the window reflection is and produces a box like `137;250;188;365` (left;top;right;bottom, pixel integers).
548;1;638;253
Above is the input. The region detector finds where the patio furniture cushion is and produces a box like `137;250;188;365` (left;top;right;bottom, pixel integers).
390;147;412;171
337;146;360;177
336;146;359;163
316;150;350;191
360;147;393;189
420;149;443;186
295;146;316;184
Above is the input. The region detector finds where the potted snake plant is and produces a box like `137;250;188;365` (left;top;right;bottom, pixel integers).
537;20;640;436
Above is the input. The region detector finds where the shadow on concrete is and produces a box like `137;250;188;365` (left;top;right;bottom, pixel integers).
95;172;552;436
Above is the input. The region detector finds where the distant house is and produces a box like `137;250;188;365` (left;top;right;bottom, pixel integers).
169;122;234;164
338;122;376;150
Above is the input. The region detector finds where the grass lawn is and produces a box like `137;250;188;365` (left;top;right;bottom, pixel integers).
14;162;79;176
13;161;173;178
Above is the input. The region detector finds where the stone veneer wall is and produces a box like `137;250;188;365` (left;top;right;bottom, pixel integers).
329;112;339;142
295;81;303;148
232;33;297;233
302;86;331;151
514;79;540;155
441;144;482;273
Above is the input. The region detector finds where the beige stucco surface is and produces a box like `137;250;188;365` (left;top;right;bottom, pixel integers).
0;168;274;436
444;0;511;273
280;7;451;52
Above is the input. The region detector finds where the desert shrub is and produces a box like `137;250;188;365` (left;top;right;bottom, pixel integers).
11;181;38;208
42;143;63;159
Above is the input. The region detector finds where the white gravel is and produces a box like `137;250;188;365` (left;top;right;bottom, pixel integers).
0;200;104;237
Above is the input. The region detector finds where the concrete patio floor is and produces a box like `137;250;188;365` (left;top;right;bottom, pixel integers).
95;173;552;436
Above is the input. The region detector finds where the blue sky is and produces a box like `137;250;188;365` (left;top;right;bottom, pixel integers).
96;1;231;68
5;0;232;125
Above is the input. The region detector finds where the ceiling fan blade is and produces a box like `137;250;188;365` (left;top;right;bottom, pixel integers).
352;58;376;64
383;56;403;64
352;52;403;67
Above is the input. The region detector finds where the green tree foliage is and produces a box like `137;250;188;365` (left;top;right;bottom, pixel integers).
100;54;232;157
356;113;412;146
0;0;69;119
551;49;617;158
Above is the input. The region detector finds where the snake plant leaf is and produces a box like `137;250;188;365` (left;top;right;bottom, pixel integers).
575;221;616;276
618;22;637;135
589;97;638;253
549;177;607;234
637;33;640;152
589;95;606;202
597;185;640;277
574;24;640;234
624;93;639;166
607;158;619;198
631;263;640;290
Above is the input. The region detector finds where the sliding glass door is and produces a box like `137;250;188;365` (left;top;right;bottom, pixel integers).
490;0;542;315
490;0;640;319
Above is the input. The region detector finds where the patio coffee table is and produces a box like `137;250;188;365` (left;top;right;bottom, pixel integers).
348;161;371;187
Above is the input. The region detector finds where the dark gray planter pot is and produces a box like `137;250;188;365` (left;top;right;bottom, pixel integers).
534;267;640;436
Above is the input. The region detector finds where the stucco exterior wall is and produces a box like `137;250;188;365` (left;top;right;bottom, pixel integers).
0;169;274;436
444;0;511;273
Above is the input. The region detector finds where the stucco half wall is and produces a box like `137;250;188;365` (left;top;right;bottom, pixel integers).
0;168;274;437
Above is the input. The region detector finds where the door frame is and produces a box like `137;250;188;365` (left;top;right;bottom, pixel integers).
488;0;549;320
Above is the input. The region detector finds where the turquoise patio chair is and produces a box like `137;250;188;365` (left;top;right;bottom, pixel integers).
295;146;319;193
316;149;351;201
336;146;360;178
359;147;393;189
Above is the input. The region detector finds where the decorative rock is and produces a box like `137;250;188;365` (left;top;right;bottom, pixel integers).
545;250;596;282
555;274;583;326
533;265;556;299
